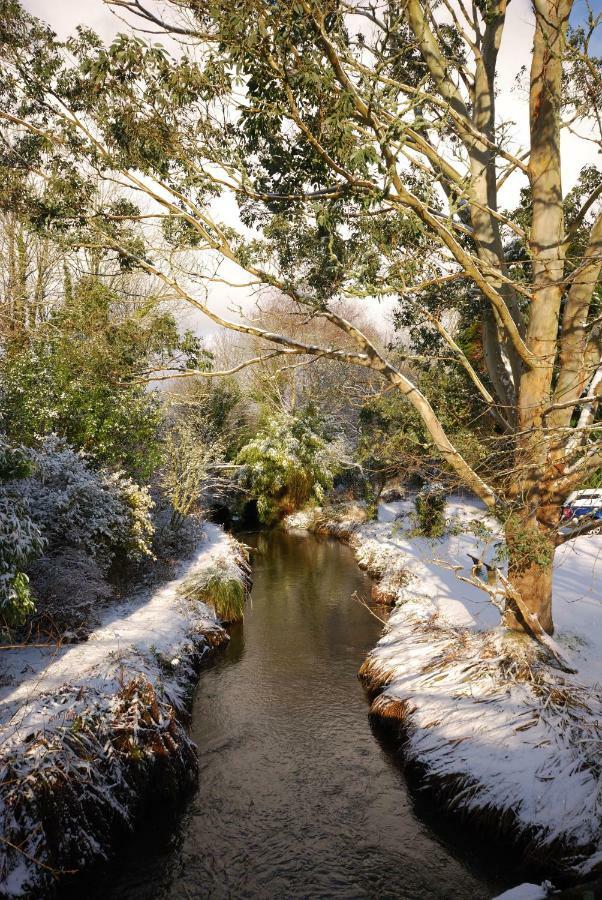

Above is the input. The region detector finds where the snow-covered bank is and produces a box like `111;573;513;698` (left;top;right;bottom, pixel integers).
286;498;602;878
0;523;249;898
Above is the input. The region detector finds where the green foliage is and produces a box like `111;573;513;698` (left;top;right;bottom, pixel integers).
162;419;217;524
161;378;243;526
498;515;556;570
414;485;447;538
0;277;204;479
236;408;338;524
358;365;491;489
358;389;425;489
180;563;246;622
174;379;243;458
582;468;602;489
196;575;245;623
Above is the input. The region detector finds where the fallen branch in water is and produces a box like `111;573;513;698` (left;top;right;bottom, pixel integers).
351;591;389;626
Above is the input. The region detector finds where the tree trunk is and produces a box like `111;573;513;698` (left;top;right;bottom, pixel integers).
504;557;554;634
504;515;557;634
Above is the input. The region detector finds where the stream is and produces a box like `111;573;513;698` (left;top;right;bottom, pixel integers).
86;529;509;899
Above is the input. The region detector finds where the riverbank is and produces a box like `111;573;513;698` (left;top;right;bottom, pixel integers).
90;528;503;900
0;523;250;898
285;497;602;882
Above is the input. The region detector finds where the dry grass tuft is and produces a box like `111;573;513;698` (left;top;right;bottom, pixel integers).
370;695;410;721
358;656;397;694
0;674;198;896
180;557;248;623
371;584;398;605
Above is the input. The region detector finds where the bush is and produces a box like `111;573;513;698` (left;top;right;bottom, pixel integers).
196;576;245;623
415;484;447;537
236;409;338;524
0;277;206;480
18;437;155;564
0;437;154;629
27;549;113;637
180;562;246;622
0;439;45;627
162;418;221;527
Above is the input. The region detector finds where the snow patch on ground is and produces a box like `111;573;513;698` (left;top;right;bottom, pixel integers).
290;495;602;875
0;524;232;727
493;884;552;900
0;523;246;897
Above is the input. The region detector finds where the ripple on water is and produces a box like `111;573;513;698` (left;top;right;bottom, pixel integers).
80;531;510;900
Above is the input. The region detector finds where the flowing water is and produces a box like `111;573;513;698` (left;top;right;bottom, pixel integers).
89;530;508;899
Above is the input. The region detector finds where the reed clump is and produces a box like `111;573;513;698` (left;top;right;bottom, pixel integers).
181;561;247;623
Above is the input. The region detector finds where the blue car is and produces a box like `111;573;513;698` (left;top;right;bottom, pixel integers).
561;490;602;525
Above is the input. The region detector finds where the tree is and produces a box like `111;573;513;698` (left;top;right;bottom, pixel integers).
162;418;223;527
0;0;600;635
0;275;205;478
0;210;62;346
357;363;491;497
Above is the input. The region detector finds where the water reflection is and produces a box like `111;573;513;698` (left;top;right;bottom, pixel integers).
78;530;507;899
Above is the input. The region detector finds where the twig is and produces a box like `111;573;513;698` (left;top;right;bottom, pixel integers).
351;591;389;625
0;835;78;876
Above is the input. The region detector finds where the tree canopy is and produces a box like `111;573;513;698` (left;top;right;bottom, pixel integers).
0;0;600;633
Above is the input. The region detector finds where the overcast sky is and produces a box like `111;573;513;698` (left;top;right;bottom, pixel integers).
20;0;602;344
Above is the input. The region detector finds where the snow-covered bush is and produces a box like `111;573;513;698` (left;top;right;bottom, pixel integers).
106;472;155;560
28;549;114;636
0;439;45;626
12;437;154;567
179;547;250;622
236;410;338;524
1;436;154;627
0;438;44;625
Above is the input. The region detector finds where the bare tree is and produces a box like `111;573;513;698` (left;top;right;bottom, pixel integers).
0;211;64;343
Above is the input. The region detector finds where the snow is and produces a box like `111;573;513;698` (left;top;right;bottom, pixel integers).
0;523;232;729
370;495;503;630
0;522;246;897
290;494;602;874
553;536;602;685
492;884;551;900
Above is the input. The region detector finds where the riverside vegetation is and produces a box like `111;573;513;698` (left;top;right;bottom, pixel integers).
0;0;601;895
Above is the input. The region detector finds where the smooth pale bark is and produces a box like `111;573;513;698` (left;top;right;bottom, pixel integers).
504;0;573;634
504;558;554;635
4;216;28;343
469;1;523;412
550;213;602;435
519;0;571;439
405;0;524;410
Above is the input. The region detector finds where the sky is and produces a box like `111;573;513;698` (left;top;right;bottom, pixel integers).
20;0;602;344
